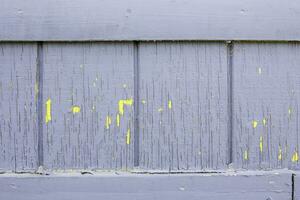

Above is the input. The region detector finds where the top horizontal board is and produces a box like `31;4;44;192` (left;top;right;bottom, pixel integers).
1;0;300;41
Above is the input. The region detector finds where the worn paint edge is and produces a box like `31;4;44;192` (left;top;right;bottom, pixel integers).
37;42;44;167
133;41;140;167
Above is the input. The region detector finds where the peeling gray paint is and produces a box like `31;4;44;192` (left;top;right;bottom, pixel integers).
233;43;300;169
138;42;228;170
42;43;135;169
0;43;38;171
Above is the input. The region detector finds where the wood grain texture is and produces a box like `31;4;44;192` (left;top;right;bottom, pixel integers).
0;173;292;200
138;42;228;170
1;0;300;41
296;173;300;200
42;42;134;169
0;43;38;171
232;43;300;169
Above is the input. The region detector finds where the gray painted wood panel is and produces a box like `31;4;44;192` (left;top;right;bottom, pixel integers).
0;43;38;171
42;43;134;169
232;43;300;169
1;0;300;41
138;42;228;170
296;173;300;200
0;173;292;200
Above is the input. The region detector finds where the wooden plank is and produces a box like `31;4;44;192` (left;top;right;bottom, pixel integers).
0;43;38;171
232;43;300;169
296;173;300;200
1;0;300;41
42;42;134;169
0;172;292;200
138;42;228;170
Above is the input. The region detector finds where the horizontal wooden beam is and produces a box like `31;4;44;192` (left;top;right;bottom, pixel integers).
1;0;300;41
0;172;292;200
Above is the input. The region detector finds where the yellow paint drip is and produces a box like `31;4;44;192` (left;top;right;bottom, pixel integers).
45;98;52;124
259;136;263;153
105;116;112;129
292;151;299;162
252;120;258;128
118;98;133;115
168;100;172;109
72;106;81;114
262;118;267;126
116;114;120;127
126;128;131;145
278;146;282;161
244;150;248;160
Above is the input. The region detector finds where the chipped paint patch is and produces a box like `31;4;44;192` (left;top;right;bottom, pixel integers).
262;118;267;126
126;128;131;144
252;120;258;128
258;67;262;75
71;106;81;114
244;150;248;160
105;116;112;130
292;151;299;162
118;98;133;115
116;114;120;127
288;107;292;116
168;100;172;109
259;136;263;153
278;146;282;161
45;98;52;124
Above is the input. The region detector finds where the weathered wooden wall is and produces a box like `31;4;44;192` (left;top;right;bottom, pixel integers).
1;1;300;198
1;42;299;172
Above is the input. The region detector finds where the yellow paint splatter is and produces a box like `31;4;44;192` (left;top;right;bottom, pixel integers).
259;136;263;153
278;146;282;161
292;151;299;162
262;118;267;126
105;116;112;129
158;107;163;112
288;108;292;115
168;100;172;109
244;150;248;160
71;106;81;114
45;98;52;124
258;67;262;75
126;128;131;145
116;114;120;127
252;120;258;128
118;98;133;115
141;100;146;104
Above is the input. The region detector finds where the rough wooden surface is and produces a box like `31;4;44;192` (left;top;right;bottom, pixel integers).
42;43;135;169
296;173;300;200
0;172;292;200
232;43;300;169
1;0;300;41
0;43;38;171
138;42;228;170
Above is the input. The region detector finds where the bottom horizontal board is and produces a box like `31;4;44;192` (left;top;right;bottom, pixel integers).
0;172;292;200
